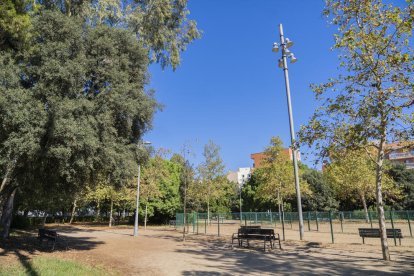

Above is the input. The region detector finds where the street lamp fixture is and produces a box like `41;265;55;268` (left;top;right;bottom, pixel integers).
133;141;151;236
271;24;304;240
272;42;280;53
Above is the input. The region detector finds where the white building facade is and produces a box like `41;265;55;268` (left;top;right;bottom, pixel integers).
226;167;254;187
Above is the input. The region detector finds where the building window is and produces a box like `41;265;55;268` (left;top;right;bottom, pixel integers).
406;160;410;164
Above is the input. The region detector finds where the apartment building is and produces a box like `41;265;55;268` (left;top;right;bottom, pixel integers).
226;167;254;186
385;143;414;169
250;148;301;169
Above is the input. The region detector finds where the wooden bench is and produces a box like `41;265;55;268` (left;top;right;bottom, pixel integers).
358;228;403;245
169;220;176;227
38;229;68;250
232;228;281;251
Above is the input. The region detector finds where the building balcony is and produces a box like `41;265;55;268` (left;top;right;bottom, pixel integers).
406;163;414;169
389;152;414;159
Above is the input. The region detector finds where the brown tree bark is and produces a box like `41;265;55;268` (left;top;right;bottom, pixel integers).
109;198;113;227
376;137;390;260
144;195;149;230
361;193;369;223
1;188;17;238
69;199;77;224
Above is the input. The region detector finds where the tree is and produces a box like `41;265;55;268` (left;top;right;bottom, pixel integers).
0;0;36;52
296;0;414;260
36;0;202;71
255;136;311;216
0;10;160;232
189;140;228;225
387;164;414;210
140;148;171;230
325;149;399;221
301;169;339;212
179;140;197;242
241;170;273;212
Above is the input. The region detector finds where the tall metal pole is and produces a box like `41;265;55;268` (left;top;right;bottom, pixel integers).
133;164;141;236
279;23;304;240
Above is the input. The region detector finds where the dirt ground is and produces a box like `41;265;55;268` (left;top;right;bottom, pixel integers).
1;223;414;275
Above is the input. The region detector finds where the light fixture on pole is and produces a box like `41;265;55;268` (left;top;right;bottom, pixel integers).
271;24;304;240
133;141;151;236
272;42;280;53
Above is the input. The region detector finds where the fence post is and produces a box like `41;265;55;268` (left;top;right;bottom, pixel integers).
282;211;285;241
407;210;412;237
329;211;334;244
369;211;373;229
255;213;257;224
340;214;343;233
391;211;397;246
240;212;242;224
205;215;207;234
193;213;196;233
175;213;177;230
350;213;352;223
222;213;224;224
218;213;220;237
270;212;272;225
290;212;292;229
250;213;252;226
197;213;199;235
315;211;319;231
187;213;189;233
261;213;263;225
308;212;311;231
275;213;277;227
245;213;247;227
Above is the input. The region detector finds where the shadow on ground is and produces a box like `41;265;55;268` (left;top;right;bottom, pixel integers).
0;227;104;274
154;229;414;276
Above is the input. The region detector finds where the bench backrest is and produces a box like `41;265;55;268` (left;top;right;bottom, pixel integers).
359;228;402;237
239;228;274;235
240;226;261;229
39;229;57;237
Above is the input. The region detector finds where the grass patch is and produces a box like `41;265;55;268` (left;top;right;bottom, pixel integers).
0;257;119;276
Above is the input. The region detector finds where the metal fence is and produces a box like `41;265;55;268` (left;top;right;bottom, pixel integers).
175;210;414;247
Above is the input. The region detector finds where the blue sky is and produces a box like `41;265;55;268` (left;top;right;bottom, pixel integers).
142;0;404;171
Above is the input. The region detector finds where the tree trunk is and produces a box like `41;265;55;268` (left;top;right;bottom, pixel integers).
376;137;390;260
109;198;113;227
144;196;149;230
70;199;77;224
1;188;17;238
122;208;125;221
42;210;47;228
361;193;369;223
96;198;100;223
207;200;210;225
278;191;281;222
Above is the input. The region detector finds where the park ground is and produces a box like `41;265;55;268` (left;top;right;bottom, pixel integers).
1;223;414;275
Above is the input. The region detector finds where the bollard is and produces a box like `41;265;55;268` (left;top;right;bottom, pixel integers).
308;212;311;231
329;211;334;244
369;211;373;229
390;211;397;246
316;211;319;231
407;211;412;237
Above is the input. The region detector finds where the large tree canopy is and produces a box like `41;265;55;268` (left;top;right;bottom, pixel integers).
36;0;202;70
